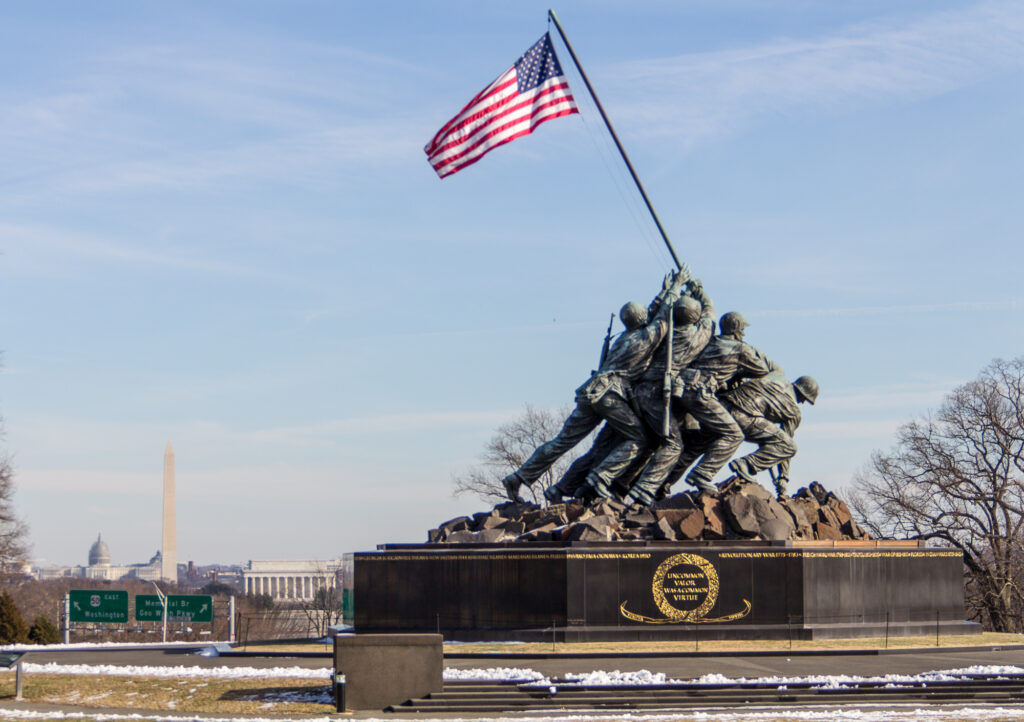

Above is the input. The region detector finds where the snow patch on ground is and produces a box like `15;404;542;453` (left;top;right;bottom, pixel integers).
22;662;331;679
444;666;546;681
562;669;676;686
235;687;334;704
23;661;1021;687
445;664;1024;688
0;641;204;652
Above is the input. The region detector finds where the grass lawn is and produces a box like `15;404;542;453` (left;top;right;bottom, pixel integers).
0;674;333;716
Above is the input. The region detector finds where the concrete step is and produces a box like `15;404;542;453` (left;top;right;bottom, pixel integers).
385;677;1024;713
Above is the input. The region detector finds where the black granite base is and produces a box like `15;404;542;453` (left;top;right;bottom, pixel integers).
354;541;980;641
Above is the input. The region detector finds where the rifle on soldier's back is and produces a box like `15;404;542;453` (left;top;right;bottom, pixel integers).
597;312;615;369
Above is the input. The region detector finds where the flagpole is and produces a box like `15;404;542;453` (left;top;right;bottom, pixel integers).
547;8;684;272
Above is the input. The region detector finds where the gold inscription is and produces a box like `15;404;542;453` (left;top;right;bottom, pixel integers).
718;551;961;559
620;553;751;625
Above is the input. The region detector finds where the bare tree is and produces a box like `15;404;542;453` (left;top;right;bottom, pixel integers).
297;561;346;638
452;405;587;506
0;417;29;575
850;357;1024;632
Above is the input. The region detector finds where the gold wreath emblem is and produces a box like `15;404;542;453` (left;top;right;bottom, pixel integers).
620;552;751;624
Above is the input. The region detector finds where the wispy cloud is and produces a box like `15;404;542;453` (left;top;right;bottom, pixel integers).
0;121;422;207
800;418;905;441
9;409;520;469
0;35;429;206
753;297;1024;320
197;410;520;447
0;221;294;281
822;385;951;413
605;1;1024;144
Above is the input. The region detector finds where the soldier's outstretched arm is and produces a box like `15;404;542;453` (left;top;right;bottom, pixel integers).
649;270;687;316
688;279;715;326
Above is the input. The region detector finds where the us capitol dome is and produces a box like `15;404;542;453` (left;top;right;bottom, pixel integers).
31;533;163;581
88;533;111;567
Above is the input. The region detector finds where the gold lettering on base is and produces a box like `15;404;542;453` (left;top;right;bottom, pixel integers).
620;552;751;625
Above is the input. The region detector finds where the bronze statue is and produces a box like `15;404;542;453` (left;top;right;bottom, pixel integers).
501;271;689;502
499;265;818;505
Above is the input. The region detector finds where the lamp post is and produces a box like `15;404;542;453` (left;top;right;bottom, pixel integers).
150;582;167;643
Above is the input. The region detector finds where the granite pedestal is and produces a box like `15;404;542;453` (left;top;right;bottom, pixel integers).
333;633;442;710
354;540;979;641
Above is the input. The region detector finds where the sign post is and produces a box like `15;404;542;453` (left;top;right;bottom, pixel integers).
62;594;70;643
149;584;168;643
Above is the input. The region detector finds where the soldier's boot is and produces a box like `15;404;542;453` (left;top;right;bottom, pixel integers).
501;472;525;503
728;457;758;484
623;487;655;507
773;476;788;500
585;472;617;501
695;480;719;497
687;473;719;497
543;484;563;505
623;476;658;507
572;482;595;502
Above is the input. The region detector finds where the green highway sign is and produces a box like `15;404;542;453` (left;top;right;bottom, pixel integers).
69;590;129;623
135;594;213;623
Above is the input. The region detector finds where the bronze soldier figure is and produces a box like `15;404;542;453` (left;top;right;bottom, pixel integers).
500;271;689;502
675;312;775;495
724;373;819;497
663;373;818;499
620;281;716;506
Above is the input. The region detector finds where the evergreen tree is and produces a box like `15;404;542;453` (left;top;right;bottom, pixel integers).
27;614;59;645
0;591;28;643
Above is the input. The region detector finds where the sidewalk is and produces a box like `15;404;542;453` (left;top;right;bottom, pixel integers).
443;645;1024;680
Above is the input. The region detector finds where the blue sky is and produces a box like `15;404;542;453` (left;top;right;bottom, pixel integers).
2;1;1023;566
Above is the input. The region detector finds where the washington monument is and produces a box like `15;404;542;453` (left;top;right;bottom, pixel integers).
161;442;177;582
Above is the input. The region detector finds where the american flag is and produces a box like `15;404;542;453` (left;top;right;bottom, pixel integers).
425;33;579;179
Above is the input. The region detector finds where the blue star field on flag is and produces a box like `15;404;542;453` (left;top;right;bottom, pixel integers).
514;34;566;94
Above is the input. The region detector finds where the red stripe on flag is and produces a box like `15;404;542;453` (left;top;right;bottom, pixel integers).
429;94;577;175
425;74;517;154
434;106;579;178
425;81;577;164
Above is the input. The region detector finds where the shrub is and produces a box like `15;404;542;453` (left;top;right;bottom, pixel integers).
28;615;60;645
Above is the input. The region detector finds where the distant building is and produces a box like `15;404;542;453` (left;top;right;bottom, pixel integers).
34;445;179;583
33;533;163;582
178;562;245;593
242;559;346;601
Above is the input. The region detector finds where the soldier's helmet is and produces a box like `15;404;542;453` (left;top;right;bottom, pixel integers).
719;311;749;335
619;301;648;330
673;297;702;325
793;376;819;405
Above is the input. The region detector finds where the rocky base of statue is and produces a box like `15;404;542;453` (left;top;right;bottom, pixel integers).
430;480;868;544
